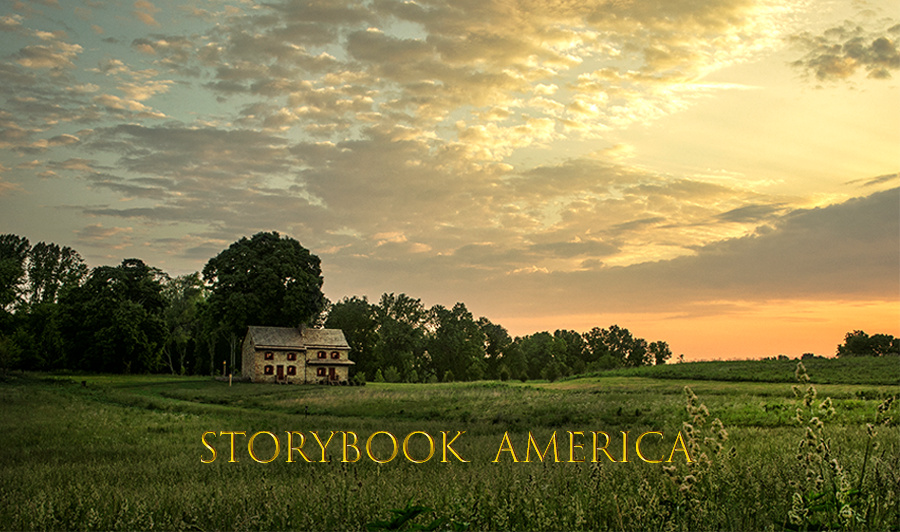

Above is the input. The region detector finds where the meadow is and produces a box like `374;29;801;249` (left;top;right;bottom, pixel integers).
0;357;897;531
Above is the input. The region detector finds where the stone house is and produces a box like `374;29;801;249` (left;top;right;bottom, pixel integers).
241;326;354;384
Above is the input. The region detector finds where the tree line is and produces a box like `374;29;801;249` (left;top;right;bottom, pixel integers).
1;231;892;378
323;294;673;383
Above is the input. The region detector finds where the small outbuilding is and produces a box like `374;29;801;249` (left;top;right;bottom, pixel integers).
241;326;353;384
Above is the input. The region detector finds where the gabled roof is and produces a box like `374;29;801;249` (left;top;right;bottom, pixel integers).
245;326;349;350
302;328;350;349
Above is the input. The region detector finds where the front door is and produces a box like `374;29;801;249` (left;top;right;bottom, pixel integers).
329;367;337;381
277;365;284;381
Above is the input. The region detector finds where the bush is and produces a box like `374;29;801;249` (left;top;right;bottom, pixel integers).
384;366;400;383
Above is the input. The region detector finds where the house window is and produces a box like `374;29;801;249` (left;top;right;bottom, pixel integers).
317;368;326;377
264;365;274;375
317;351;326;359
287;352;297;361
264;352;274;360
331;351;340;359
287;366;296;376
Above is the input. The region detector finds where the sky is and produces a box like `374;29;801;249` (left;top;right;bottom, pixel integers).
0;0;898;360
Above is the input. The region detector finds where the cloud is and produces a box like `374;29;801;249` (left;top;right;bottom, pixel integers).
0;164;23;196
1;0;894;331
327;187;898;319
14;41;82;70
75;223;134;249
131;35;199;75
176;0;797;150
845;172;899;188
790;20;900;81
133;0;161;28
92;94;166;118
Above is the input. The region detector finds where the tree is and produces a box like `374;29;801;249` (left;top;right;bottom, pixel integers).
324;296;377;379
372;293;428;381
0;234;30;313
518;332;566;380
554;329;586;374
478;317;511;379
649;341;672;365
59;259;168;373
427;302;485;382
26;242;88;306
162;273;206;374
583;325;650;368
0;334;21;374
836;330;899;357
202;232;326;370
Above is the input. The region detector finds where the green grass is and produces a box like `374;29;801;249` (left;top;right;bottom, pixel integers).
587;355;900;385
0;360;897;531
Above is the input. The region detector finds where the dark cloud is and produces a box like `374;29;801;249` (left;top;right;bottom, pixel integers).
516;187;900;314
845;172;899;188
337;187;900;318
790;20;900;81
529;239;619;259
716;203;787;223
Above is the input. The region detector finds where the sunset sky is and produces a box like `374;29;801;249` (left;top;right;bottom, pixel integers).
1;0;897;360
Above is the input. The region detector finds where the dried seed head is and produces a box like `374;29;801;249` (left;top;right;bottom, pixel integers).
795;362;810;383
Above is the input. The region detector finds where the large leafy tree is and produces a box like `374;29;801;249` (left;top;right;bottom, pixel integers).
372;293;428;381
427;302;486;382
478;316;511;379
836;330;899;357
324;296;377;379
517;332;567;380
202;232;326;355
59;259;168;373
554;329;586;374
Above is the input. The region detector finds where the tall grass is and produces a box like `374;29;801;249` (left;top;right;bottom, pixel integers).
0;368;896;531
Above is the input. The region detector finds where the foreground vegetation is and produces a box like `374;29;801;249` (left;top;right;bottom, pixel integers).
1;358;897;531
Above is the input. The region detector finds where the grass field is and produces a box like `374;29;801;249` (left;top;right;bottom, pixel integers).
0;357;898;531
